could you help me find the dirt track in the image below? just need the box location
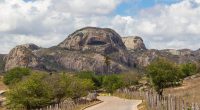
[85,96,142,110]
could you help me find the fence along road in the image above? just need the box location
[85,96,142,110]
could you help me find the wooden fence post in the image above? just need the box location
[182,99,185,110]
[136,91,200,110]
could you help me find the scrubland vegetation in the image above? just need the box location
[2,68,140,109]
[1,57,200,109]
[147,57,199,96]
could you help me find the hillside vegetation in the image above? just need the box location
[1,55,200,109]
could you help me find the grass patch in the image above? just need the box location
[113,92,142,100]
[164,74,200,104]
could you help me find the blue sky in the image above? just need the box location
[114,0,181,15]
[1,0,200,53]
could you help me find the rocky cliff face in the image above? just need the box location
[4,27,135,74]
[5,44,41,71]
[3,27,200,73]
[122,36,146,50]
[131,48,200,67]
[122,37,200,68]
[58,27,126,54]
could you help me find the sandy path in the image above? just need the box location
[85,96,142,110]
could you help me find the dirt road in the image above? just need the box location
[85,96,142,110]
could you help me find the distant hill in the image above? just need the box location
[4,27,135,74]
[2,27,200,74]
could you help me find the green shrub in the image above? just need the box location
[67,77,94,99]
[43,73,71,103]
[6,73,53,109]
[102,74,124,93]
[147,58,183,96]
[180,63,197,77]
[119,72,140,87]
[76,71,102,88]
[6,70,96,109]
[4,67,31,85]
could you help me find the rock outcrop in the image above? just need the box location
[58,27,126,54]
[131,48,200,67]
[122,36,146,50]
[4,27,135,74]
[4,27,200,73]
[5,44,41,71]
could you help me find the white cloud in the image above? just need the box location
[1,0,200,54]
[0,0,123,53]
[0,33,62,53]
[108,0,200,50]
[61,0,123,15]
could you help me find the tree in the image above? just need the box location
[180,62,197,77]
[67,77,94,99]
[104,56,111,74]
[147,58,183,96]
[76,71,102,88]
[6,71,95,109]
[6,73,53,109]
[43,73,71,103]
[102,74,124,93]
[119,72,140,87]
[4,67,31,85]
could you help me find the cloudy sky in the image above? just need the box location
[0,0,200,53]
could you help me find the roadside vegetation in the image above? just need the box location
[3,69,95,109]
[2,68,141,109]
[1,57,199,109]
[147,57,199,96]
[3,67,31,85]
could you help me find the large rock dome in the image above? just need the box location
[58,27,127,54]
[4,27,136,74]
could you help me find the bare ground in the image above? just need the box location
[85,96,142,110]
[164,75,200,104]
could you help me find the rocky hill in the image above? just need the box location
[4,27,136,74]
[132,49,200,67]
[2,27,200,73]
[5,44,41,71]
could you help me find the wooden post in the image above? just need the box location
[164,96,167,110]
[166,96,168,110]
[175,96,177,110]
[182,99,185,110]
[171,95,174,110]
[178,97,181,110]
[196,103,199,110]
[168,94,171,110]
